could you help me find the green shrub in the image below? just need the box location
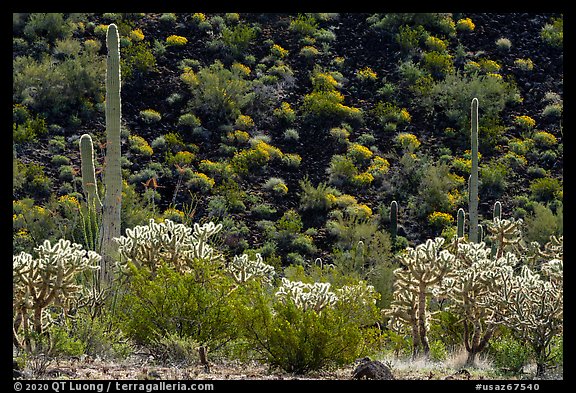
[529,177,562,203]
[235,274,380,374]
[117,262,238,351]
[488,332,532,375]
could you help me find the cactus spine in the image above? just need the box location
[390,200,398,239]
[99,23,123,283]
[469,98,479,243]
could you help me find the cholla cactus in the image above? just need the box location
[13,239,100,350]
[275,278,338,312]
[114,219,223,274]
[441,240,519,366]
[386,237,455,357]
[486,216,523,258]
[486,262,562,377]
[228,253,275,284]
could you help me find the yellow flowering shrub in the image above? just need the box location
[130,28,145,42]
[352,172,374,188]
[368,156,390,180]
[428,211,454,228]
[456,17,475,32]
[514,115,536,130]
[395,132,421,152]
[227,130,251,145]
[425,36,448,52]
[166,35,188,46]
[532,131,558,147]
[232,63,251,77]
[187,171,215,192]
[478,59,501,73]
[347,143,373,163]
[235,114,255,130]
[271,44,289,58]
[356,66,378,81]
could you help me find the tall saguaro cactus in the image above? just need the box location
[99,23,122,283]
[469,98,479,243]
[390,200,398,240]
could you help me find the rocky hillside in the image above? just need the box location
[13,12,563,263]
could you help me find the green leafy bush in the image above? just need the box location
[235,274,380,374]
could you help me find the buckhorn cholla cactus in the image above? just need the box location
[114,219,223,274]
[486,259,563,377]
[441,240,519,367]
[469,97,479,243]
[228,253,275,284]
[275,278,338,312]
[13,239,100,351]
[385,238,455,358]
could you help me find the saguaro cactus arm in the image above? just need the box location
[79,134,103,209]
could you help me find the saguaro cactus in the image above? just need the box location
[390,200,398,239]
[469,98,479,243]
[99,23,123,283]
[457,208,466,238]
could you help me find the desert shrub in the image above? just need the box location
[479,161,508,198]
[219,23,257,59]
[495,37,512,51]
[456,17,475,32]
[514,58,534,71]
[487,331,532,375]
[532,131,558,148]
[128,135,153,157]
[421,71,520,131]
[299,178,340,212]
[235,273,380,374]
[139,108,162,123]
[117,262,238,353]
[23,13,74,43]
[394,132,421,152]
[289,14,319,36]
[540,16,563,48]
[120,41,157,79]
[166,35,188,46]
[421,51,454,79]
[523,202,562,246]
[181,60,254,125]
[263,177,288,195]
[529,177,562,203]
